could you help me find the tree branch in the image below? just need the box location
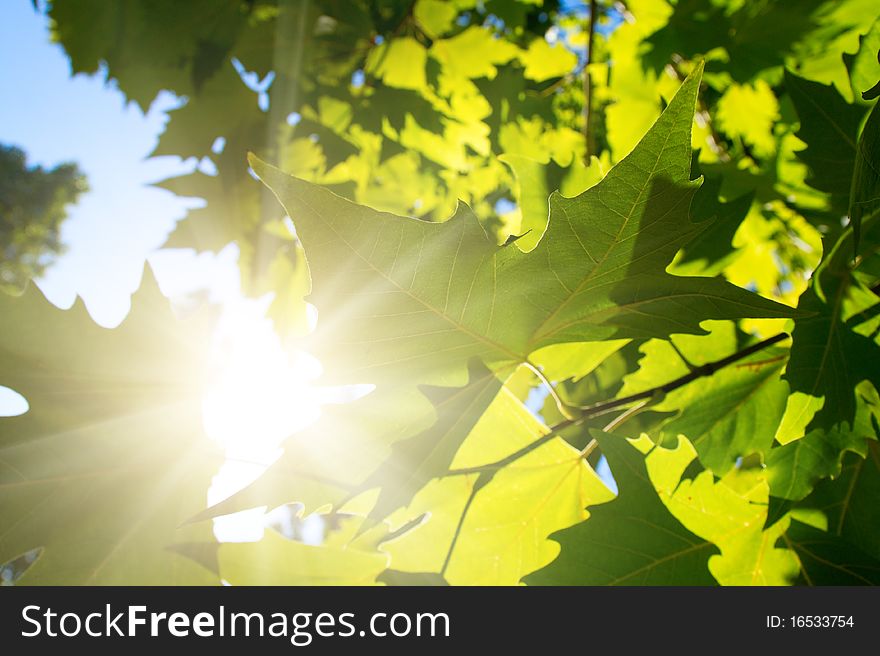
[446,331,789,477]
[574,331,789,414]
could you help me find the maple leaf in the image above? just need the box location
[525,432,717,585]
[0,270,220,584]
[252,63,797,386]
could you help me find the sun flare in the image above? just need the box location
[200,297,324,541]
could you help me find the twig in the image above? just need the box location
[570,331,789,414]
[446,332,789,478]
[576,398,650,465]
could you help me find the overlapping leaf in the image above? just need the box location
[669,175,753,277]
[797,444,880,560]
[779,221,880,440]
[254,65,796,386]
[783,520,880,585]
[784,70,865,206]
[786,21,880,241]
[381,389,612,585]
[767,382,879,501]
[619,322,789,476]
[0,271,220,584]
[529,429,880,586]
[645,436,799,585]
[31,0,880,588]
[219,520,390,586]
[525,432,717,585]
[849,101,880,250]
[195,360,503,523]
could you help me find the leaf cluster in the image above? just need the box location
[3,0,880,586]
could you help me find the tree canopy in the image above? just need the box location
[2,0,879,586]
[0,143,86,294]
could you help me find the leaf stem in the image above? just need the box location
[668,340,698,372]
[440,477,483,577]
[601,397,650,432]
[439,378,647,572]
[525,360,575,420]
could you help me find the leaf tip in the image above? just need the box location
[246,151,269,179]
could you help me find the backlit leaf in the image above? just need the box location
[0,271,220,584]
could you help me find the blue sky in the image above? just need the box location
[0,1,238,327]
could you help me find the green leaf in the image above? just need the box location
[356,360,502,525]
[151,64,262,160]
[767,382,879,501]
[849,101,880,252]
[430,27,519,80]
[539,343,639,426]
[603,1,676,162]
[49,0,247,111]
[715,81,780,158]
[497,154,551,252]
[783,519,880,585]
[789,0,880,95]
[414,0,459,39]
[781,231,880,438]
[253,64,796,386]
[193,387,437,522]
[498,154,604,253]
[156,169,259,253]
[525,432,717,585]
[644,0,853,86]
[366,37,428,91]
[529,339,629,384]
[620,323,789,476]
[196,360,501,523]
[769,217,880,501]
[0,270,220,584]
[797,445,880,560]
[518,38,578,82]
[382,390,613,585]
[668,175,753,278]
[647,437,799,585]
[784,69,866,204]
[219,527,389,586]
[844,18,880,100]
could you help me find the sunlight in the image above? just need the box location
[0,386,29,417]
[201,295,324,542]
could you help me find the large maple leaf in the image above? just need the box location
[252,63,797,386]
[0,271,220,584]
